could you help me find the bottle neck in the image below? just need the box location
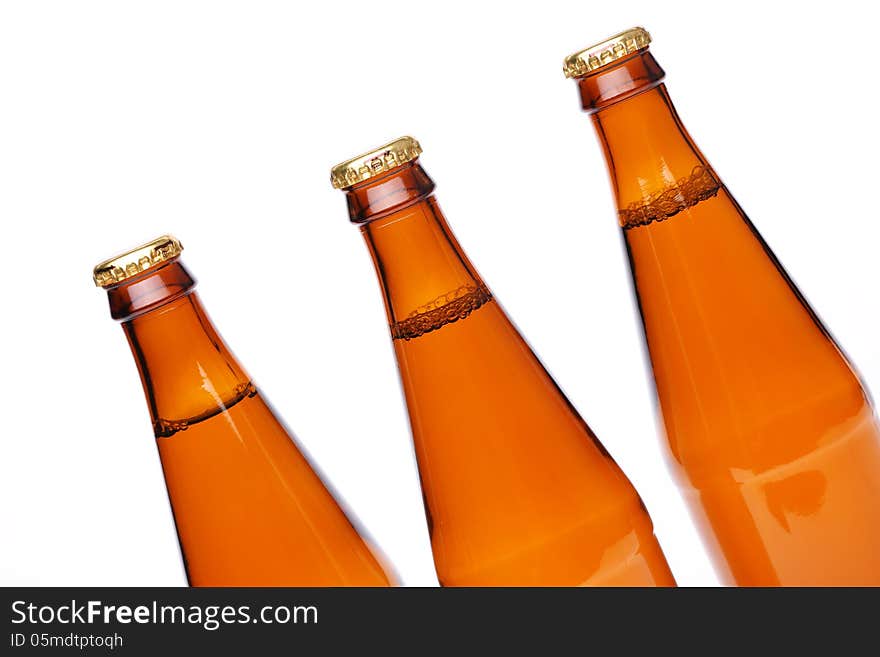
[106,261,250,435]
[345,162,488,338]
[577,50,718,226]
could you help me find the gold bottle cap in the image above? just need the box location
[92,235,183,288]
[330,136,422,189]
[563,27,652,79]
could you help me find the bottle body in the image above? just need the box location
[349,159,675,586]
[576,49,880,585]
[107,257,393,586]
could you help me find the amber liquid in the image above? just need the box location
[625,190,880,586]
[580,50,880,585]
[111,262,393,586]
[154,390,390,586]
[354,168,675,586]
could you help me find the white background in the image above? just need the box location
[1,1,878,587]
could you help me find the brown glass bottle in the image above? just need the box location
[564,28,880,585]
[331,137,675,586]
[93,236,394,586]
